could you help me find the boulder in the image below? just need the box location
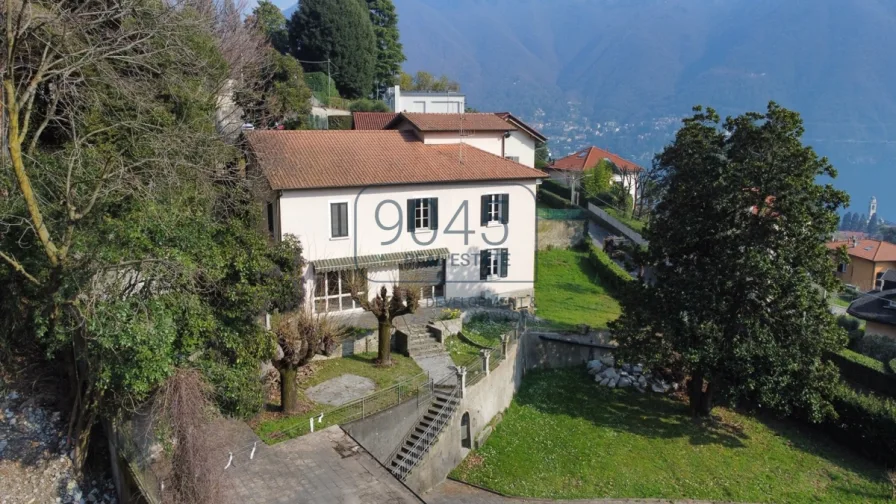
[586,359,602,370]
[632,365,643,375]
[607,378,617,388]
[600,354,615,367]
[638,375,647,386]
[621,363,632,373]
[594,374,603,383]
[601,368,618,380]
[618,377,632,388]
[599,377,610,386]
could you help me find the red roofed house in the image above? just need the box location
[246,129,547,312]
[548,146,642,203]
[826,238,896,291]
[353,111,546,168]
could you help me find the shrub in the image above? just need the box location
[439,308,461,320]
[828,349,896,399]
[836,314,861,332]
[820,384,896,466]
[539,189,573,209]
[857,333,896,362]
[889,358,896,374]
[327,115,352,130]
[585,242,632,294]
[305,72,340,97]
[541,179,572,200]
[349,99,390,112]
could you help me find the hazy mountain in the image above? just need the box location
[392,0,896,221]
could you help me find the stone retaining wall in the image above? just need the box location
[537,219,586,250]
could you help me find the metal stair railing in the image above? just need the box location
[391,380,459,481]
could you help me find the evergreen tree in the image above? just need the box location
[289,0,376,98]
[248,0,289,54]
[858,213,868,230]
[367,0,405,96]
[611,103,848,419]
[839,211,853,231]
[867,213,882,236]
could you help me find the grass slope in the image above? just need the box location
[452,369,890,503]
[535,248,621,330]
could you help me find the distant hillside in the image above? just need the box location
[391,0,896,220]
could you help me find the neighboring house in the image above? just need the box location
[826,238,896,291]
[847,288,896,339]
[309,95,351,127]
[548,146,642,201]
[354,112,545,169]
[880,269,896,291]
[385,85,465,113]
[245,130,546,313]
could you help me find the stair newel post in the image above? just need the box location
[455,366,467,398]
[480,348,491,376]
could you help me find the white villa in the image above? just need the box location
[245,128,547,314]
[385,85,465,113]
[352,112,546,169]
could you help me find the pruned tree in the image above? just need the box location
[611,103,849,419]
[350,284,420,366]
[273,311,344,413]
[582,159,614,200]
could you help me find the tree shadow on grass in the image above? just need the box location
[514,368,749,448]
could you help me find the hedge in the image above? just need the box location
[539,189,573,210]
[828,349,896,399]
[327,115,352,130]
[819,384,896,466]
[890,358,896,374]
[585,242,632,294]
[540,179,572,200]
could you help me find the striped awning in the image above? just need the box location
[312,248,450,273]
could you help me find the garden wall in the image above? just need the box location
[342,394,432,465]
[537,219,586,250]
[521,331,614,370]
[404,339,525,494]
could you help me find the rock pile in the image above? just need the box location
[586,355,675,394]
[0,390,117,504]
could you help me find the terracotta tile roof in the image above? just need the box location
[494,112,547,142]
[389,113,516,132]
[826,239,896,262]
[352,112,398,130]
[550,146,642,172]
[245,130,547,190]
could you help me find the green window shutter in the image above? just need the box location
[500,194,510,224]
[430,197,439,230]
[480,250,490,280]
[481,194,489,226]
[407,199,415,232]
[500,248,509,278]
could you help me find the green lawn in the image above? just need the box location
[535,248,622,330]
[452,369,890,503]
[830,292,856,308]
[444,316,515,367]
[255,352,423,443]
[604,206,647,233]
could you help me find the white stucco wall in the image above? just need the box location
[386,85,465,113]
[279,181,538,308]
[418,131,504,158]
[502,130,536,168]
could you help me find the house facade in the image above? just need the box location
[246,130,545,314]
[385,85,465,114]
[548,146,641,202]
[353,112,545,169]
[826,238,896,292]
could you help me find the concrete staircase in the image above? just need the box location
[388,386,459,481]
[399,324,457,385]
[404,325,445,358]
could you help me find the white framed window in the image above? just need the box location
[408,197,438,232]
[479,249,508,280]
[505,155,520,163]
[480,194,509,226]
[330,201,349,239]
[487,251,499,277]
[313,269,366,312]
[837,263,847,273]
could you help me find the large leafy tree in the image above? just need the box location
[0,0,302,470]
[582,159,614,200]
[367,0,405,96]
[238,49,313,129]
[289,0,376,98]
[248,0,290,54]
[611,103,849,420]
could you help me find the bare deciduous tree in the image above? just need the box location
[350,283,420,366]
[273,310,344,413]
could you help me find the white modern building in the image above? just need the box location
[352,112,546,169]
[385,85,465,113]
[246,129,546,313]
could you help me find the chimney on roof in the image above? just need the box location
[851,236,858,248]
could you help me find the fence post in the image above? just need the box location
[501,333,509,357]
[361,396,365,418]
[398,382,402,404]
[480,349,491,376]
[456,366,467,398]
